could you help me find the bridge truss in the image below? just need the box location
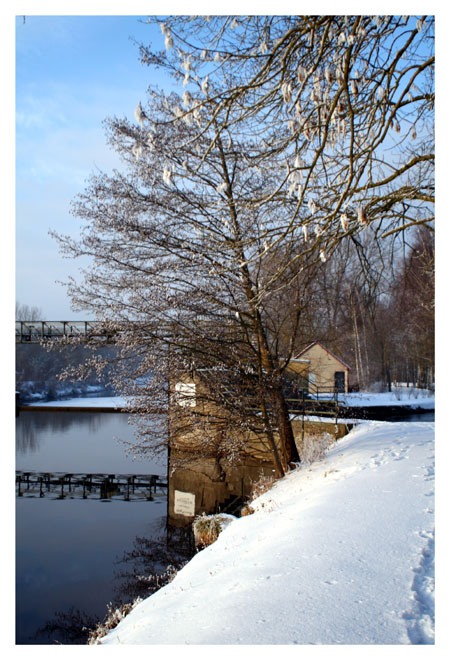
[15,321,115,343]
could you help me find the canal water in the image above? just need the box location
[16,409,169,645]
[390,411,435,422]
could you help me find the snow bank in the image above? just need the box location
[16,380,112,403]
[336,389,434,408]
[97,421,435,645]
[29,396,128,408]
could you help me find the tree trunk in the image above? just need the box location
[271,385,300,465]
[254,311,300,469]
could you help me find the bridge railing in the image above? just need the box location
[16,471,168,500]
[15,321,106,343]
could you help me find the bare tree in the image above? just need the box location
[389,227,434,387]
[52,14,434,475]
[16,301,43,321]
[139,15,434,258]
[54,86,330,475]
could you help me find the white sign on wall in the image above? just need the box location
[174,381,196,407]
[174,490,196,516]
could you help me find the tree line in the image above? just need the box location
[286,226,434,392]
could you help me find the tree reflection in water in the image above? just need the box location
[33,607,99,645]
[33,523,195,645]
[113,523,195,604]
[16,411,104,455]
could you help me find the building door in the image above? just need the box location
[334,371,345,393]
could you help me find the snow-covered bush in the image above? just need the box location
[193,513,235,548]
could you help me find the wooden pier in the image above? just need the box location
[16,471,168,501]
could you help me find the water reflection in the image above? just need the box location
[16,498,168,644]
[113,523,195,604]
[16,411,107,456]
[16,410,168,645]
[33,608,99,645]
[31,522,195,645]
[16,411,165,475]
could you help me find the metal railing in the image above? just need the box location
[16,471,167,501]
[15,321,111,343]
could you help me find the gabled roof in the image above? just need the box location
[295,341,351,370]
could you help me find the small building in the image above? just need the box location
[294,342,351,393]
[167,346,351,525]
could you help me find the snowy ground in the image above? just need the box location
[28,395,127,408]
[334,388,434,409]
[96,420,435,646]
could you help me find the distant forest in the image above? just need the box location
[15,344,118,402]
[16,227,434,402]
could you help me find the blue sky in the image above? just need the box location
[14,8,441,321]
[16,14,173,319]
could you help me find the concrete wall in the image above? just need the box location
[167,366,352,526]
[167,419,352,526]
[168,454,275,527]
[291,418,352,440]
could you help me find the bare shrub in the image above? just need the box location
[249,471,277,500]
[131,564,181,594]
[88,597,143,645]
[88,563,181,644]
[299,432,334,464]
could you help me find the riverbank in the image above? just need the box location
[19,395,128,413]
[21,388,434,418]
[95,420,435,645]
[335,390,434,419]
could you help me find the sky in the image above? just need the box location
[13,5,442,323]
[15,14,175,320]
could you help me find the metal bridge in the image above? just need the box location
[15,321,116,344]
[16,471,168,501]
[15,317,228,343]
